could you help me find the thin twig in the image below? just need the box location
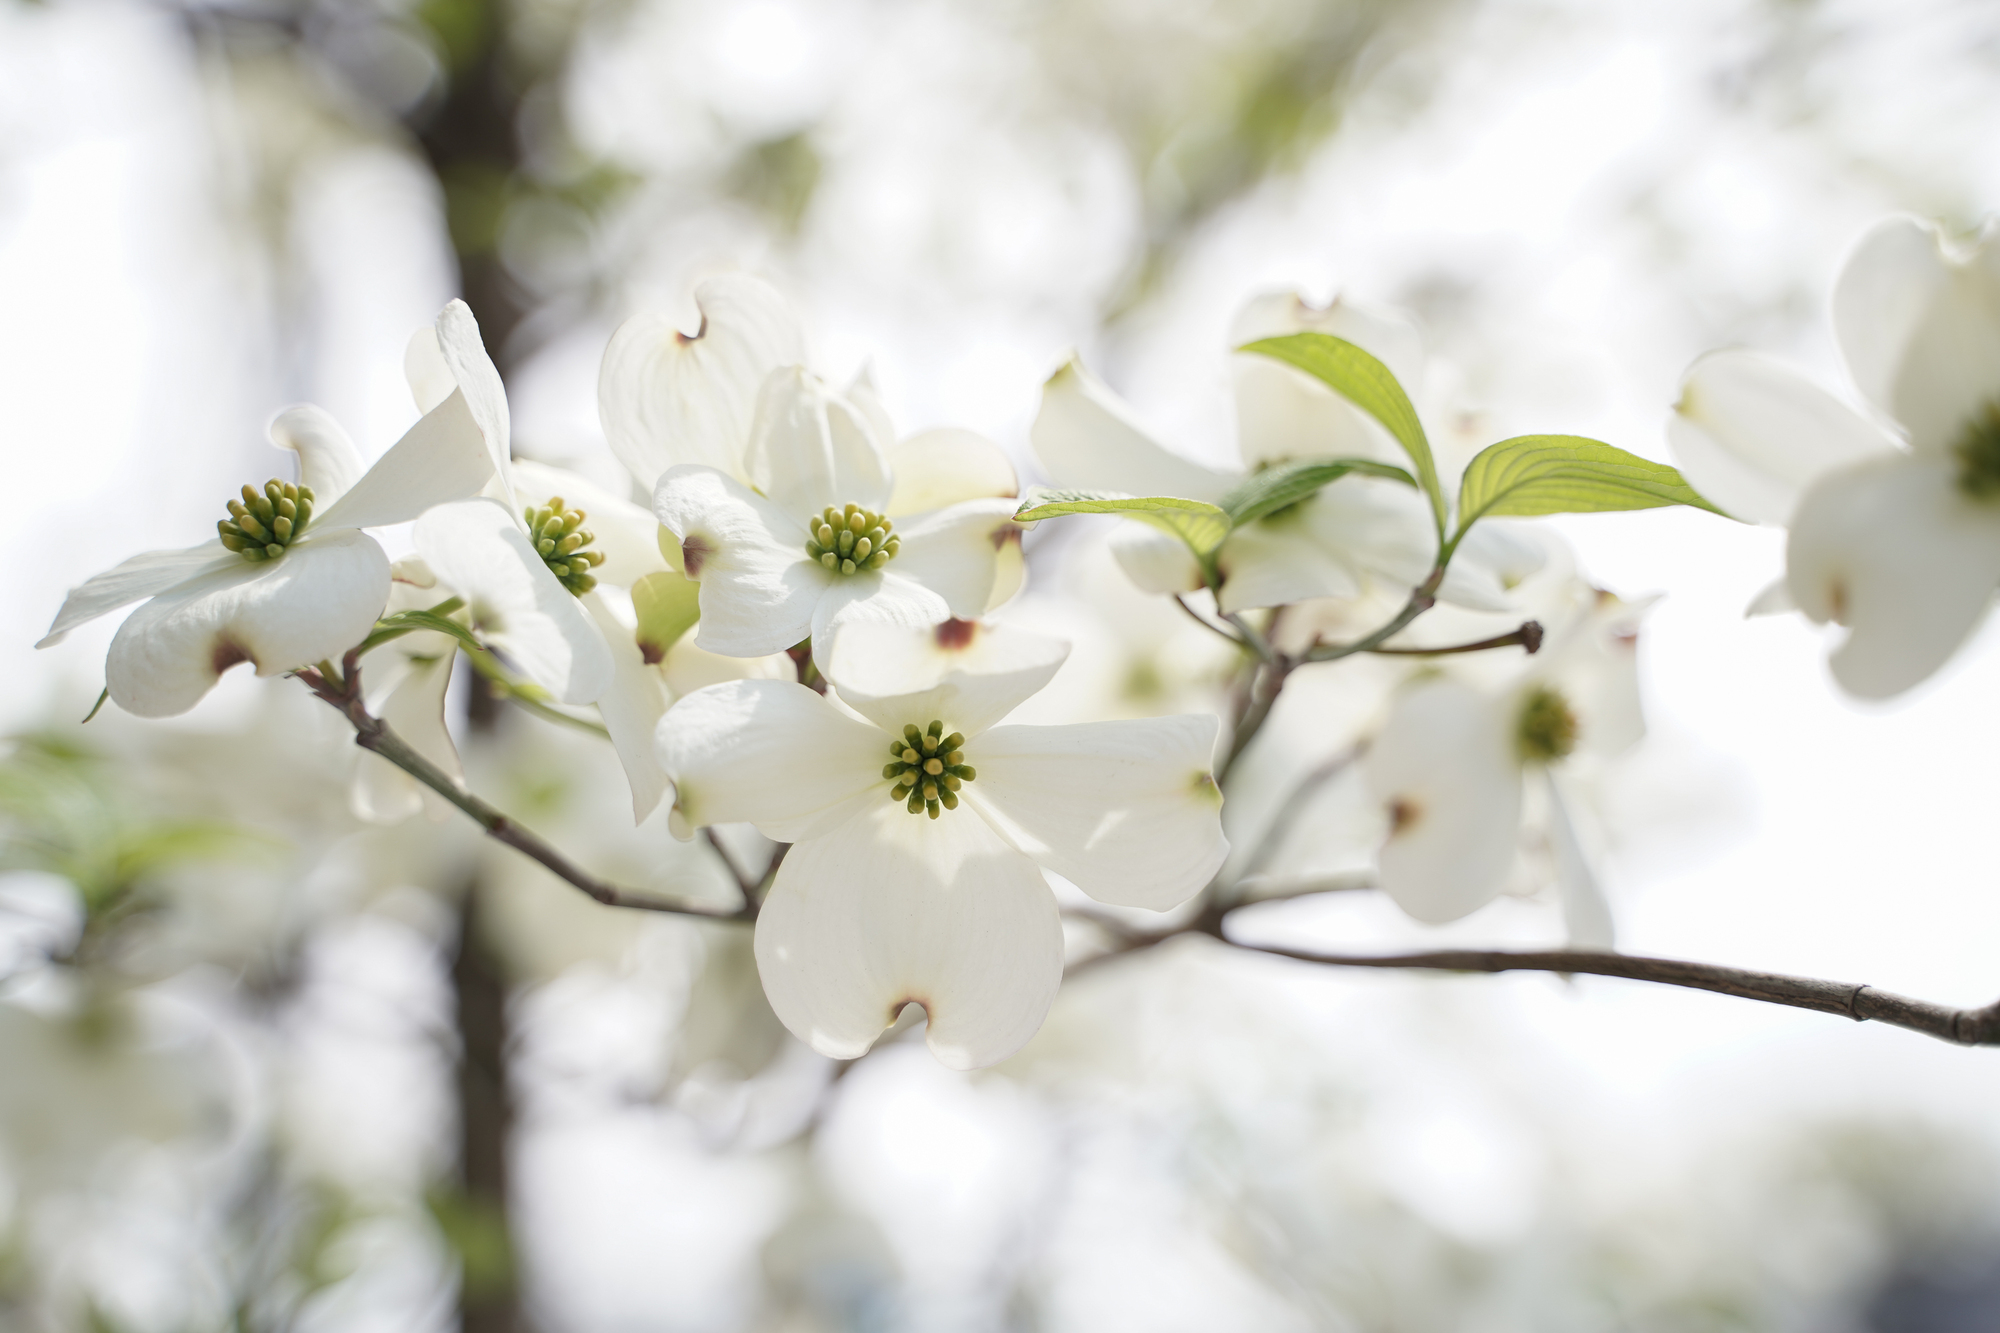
[1223,610,1278,665]
[1217,657,1292,782]
[298,656,753,923]
[1234,742,1365,884]
[702,828,756,900]
[758,841,790,896]
[1303,569,1444,664]
[1172,594,1246,649]
[299,641,2000,1051]
[1368,620,1544,657]
[1225,942,2000,1047]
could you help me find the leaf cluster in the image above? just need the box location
[1016,332,1728,584]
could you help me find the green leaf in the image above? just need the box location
[1453,434,1728,540]
[1238,333,1445,532]
[1219,457,1417,528]
[632,570,702,665]
[1014,488,1232,558]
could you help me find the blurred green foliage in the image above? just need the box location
[0,735,283,944]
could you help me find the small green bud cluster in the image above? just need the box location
[527,498,605,595]
[1954,399,2000,499]
[219,480,314,561]
[808,504,899,575]
[885,719,975,819]
[1516,686,1579,763]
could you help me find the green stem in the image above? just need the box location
[1302,568,1444,664]
[461,648,611,739]
[1172,594,1248,650]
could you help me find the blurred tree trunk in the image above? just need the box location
[450,883,523,1333]
[409,0,531,374]
[407,6,535,1325]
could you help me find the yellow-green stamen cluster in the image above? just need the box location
[1516,686,1579,763]
[1954,399,2000,499]
[219,480,314,562]
[809,504,899,575]
[884,720,975,819]
[526,498,604,596]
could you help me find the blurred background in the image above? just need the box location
[7,0,2000,1327]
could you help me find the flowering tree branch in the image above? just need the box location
[1227,942,2000,1047]
[296,654,756,922]
[1067,902,2000,1047]
[301,618,2000,1052]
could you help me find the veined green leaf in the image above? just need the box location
[1014,488,1232,558]
[1220,457,1417,528]
[1237,333,1445,533]
[1453,435,1727,540]
[632,569,702,665]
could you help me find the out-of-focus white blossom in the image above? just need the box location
[1671,216,2000,699]
[1364,590,1649,945]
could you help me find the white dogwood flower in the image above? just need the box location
[403,319,691,819]
[1670,216,2000,698]
[406,313,616,711]
[601,273,1023,661]
[1363,593,1647,946]
[38,307,495,717]
[656,620,1228,1069]
[1031,292,1539,615]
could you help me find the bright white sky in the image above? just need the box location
[6,0,2000,1322]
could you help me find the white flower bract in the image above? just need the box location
[1363,592,1647,946]
[39,305,497,717]
[1671,216,2000,699]
[602,274,1023,664]
[656,621,1229,1069]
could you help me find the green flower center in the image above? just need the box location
[1516,686,1579,763]
[808,504,899,575]
[1954,399,2000,499]
[219,479,314,562]
[526,498,605,596]
[884,720,976,819]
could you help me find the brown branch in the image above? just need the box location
[1217,657,1292,781]
[1367,620,1544,657]
[1234,742,1364,884]
[1302,572,1441,664]
[702,828,756,900]
[305,649,2000,1051]
[1226,941,2000,1047]
[298,655,754,923]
